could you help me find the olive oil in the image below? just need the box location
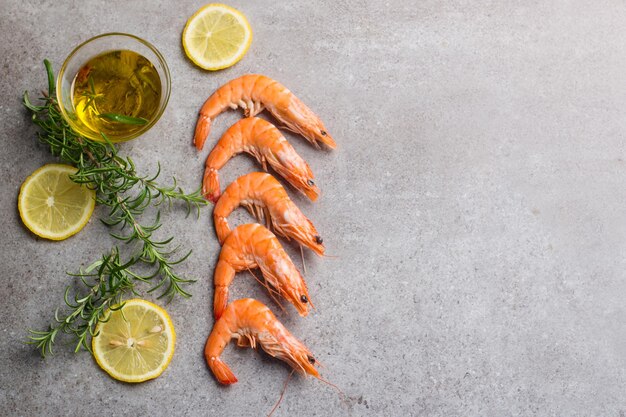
[71,50,162,141]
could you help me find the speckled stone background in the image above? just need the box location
[1,1,626,416]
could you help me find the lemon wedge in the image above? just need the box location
[92,299,176,383]
[182,3,253,70]
[18,164,95,240]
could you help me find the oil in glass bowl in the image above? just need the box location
[71,50,162,140]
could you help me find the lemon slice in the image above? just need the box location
[18,164,95,240]
[92,299,176,383]
[182,3,253,70]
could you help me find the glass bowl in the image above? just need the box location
[56,33,171,142]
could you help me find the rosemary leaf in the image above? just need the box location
[98,113,149,125]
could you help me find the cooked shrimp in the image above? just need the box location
[203,117,319,203]
[205,298,320,385]
[194,74,336,151]
[214,223,312,319]
[214,172,324,256]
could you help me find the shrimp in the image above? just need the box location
[214,223,312,319]
[194,74,336,151]
[214,172,325,256]
[205,298,320,385]
[204,117,319,203]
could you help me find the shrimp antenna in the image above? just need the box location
[317,375,346,401]
[300,245,308,275]
[247,267,284,309]
[247,267,287,314]
[267,369,295,417]
[313,357,326,368]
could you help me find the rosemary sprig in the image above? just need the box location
[24,60,207,357]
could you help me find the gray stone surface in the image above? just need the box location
[1,0,626,416]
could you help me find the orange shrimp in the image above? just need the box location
[214,172,324,256]
[203,117,319,203]
[194,74,336,151]
[205,298,320,385]
[214,223,312,319]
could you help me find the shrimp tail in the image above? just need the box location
[194,113,212,151]
[203,167,221,203]
[207,357,238,385]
